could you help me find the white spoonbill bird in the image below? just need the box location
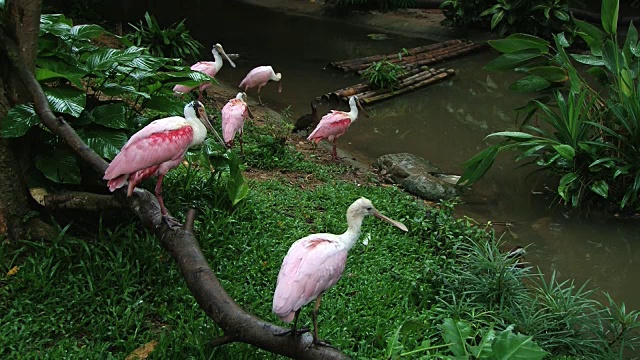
[307,95,369,161]
[103,101,216,227]
[173,43,236,100]
[272,197,407,345]
[221,92,254,154]
[238,65,282,106]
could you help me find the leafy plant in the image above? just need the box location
[361,60,405,90]
[126,12,203,64]
[461,0,640,211]
[0,14,215,186]
[441,0,571,37]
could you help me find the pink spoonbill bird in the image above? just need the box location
[272,197,407,345]
[221,92,254,154]
[173,43,236,101]
[307,95,369,161]
[103,101,218,227]
[238,65,282,106]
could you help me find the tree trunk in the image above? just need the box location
[0,0,42,241]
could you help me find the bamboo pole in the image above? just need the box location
[357,68,447,100]
[360,69,456,104]
[322,67,425,101]
[405,43,489,69]
[328,39,463,69]
[346,41,474,72]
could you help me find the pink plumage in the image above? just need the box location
[307,111,352,145]
[173,44,235,100]
[221,93,252,153]
[271,197,407,344]
[238,65,282,105]
[307,95,367,161]
[273,235,348,323]
[103,101,214,226]
[104,119,193,195]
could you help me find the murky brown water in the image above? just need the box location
[139,1,640,309]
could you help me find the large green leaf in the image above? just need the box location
[36,58,87,88]
[509,75,551,92]
[553,144,575,160]
[602,39,623,74]
[601,0,619,35]
[492,328,547,360]
[623,21,638,61]
[488,34,549,54]
[35,149,81,184]
[574,18,606,56]
[558,172,578,202]
[143,94,185,115]
[570,54,605,66]
[77,127,128,160]
[44,85,86,117]
[487,131,535,140]
[590,180,609,198]
[460,145,501,185]
[83,47,146,72]
[98,83,150,99]
[441,318,472,357]
[69,24,106,40]
[470,328,496,358]
[1,103,39,138]
[485,49,541,71]
[527,66,568,82]
[91,103,130,129]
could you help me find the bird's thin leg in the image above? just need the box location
[155,174,181,228]
[311,294,336,348]
[331,140,339,161]
[258,86,264,106]
[274,309,309,337]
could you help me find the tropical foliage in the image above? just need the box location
[461,0,640,212]
[440,0,571,36]
[361,60,405,90]
[0,14,247,205]
[126,12,204,64]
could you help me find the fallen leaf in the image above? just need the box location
[7,266,19,277]
[125,340,158,360]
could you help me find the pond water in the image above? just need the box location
[138,1,640,310]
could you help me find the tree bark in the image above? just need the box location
[0,22,350,360]
[0,0,42,241]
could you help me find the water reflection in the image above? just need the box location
[142,0,640,310]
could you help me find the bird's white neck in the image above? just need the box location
[186,115,207,147]
[212,49,224,72]
[347,102,359,121]
[339,212,365,251]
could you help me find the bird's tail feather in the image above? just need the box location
[107,175,128,192]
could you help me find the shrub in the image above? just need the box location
[441,0,572,37]
[460,0,640,212]
[361,60,405,90]
[126,12,203,64]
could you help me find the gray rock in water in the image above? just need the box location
[374,153,461,201]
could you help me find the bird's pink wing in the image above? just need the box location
[239,66,271,89]
[191,61,217,77]
[221,99,248,143]
[272,235,347,322]
[307,111,351,142]
[104,118,193,179]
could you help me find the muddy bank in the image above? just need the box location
[235,0,496,42]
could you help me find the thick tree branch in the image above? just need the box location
[43,191,122,211]
[1,25,349,359]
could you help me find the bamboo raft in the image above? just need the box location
[321,39,486,105]
[323,67,456,104]
[328,39,487,73]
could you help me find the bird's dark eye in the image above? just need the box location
[366,207,372,211]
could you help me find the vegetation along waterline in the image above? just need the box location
[1,0,639,359]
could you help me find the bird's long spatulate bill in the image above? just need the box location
[357,100,370,118]
[373,211,408,232]
[219,47,236,68]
